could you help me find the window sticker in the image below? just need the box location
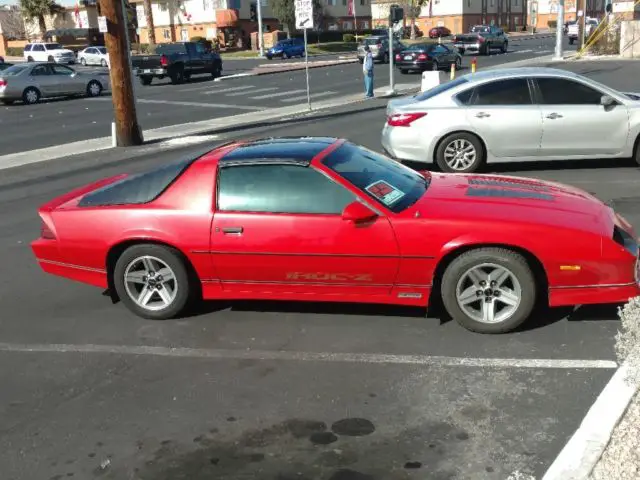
[365,180,405,206]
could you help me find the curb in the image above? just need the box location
[215,58,358,81]
[542,360,639,480]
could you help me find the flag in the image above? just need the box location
[347,0,355,17]
[75,0,82,28]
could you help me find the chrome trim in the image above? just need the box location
[551,282,637,289]
[37,258,106,274]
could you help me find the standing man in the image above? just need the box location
[363,45,374,99]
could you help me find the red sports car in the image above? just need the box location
[31,137,640,334]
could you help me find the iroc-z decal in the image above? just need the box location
[286,272,374,282]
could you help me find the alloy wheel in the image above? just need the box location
[443,138,477,170]
[123,255,179,311]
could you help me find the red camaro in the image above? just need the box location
[31,137,640,334]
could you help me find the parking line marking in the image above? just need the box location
[202,85,256,95]
[251,89,306,99]
[281,91,338,103]
[130,99,265,110]
[0,342,618,369]
[226,87,278,97]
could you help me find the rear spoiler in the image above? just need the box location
[38,174,128,213]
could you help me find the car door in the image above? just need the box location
[211,161,400,296]
[28,64,57,96]
[431,44,450,63]
[463,77,543,158]
[50,64,83,94]
[534,76,630,157]
[86,48,99,65]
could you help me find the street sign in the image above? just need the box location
[295,0,314,30]
[98,16,107,33]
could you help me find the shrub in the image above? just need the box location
[615,296,640,386]
[343,33,355,43]
[6,47,23,56]
[548,20,557,29]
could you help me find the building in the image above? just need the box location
[371,0,607,36]
[131,0,373,48]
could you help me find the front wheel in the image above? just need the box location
[455,56,462,69]
[211,62,222,78]
[501,41,508,53]
[634,137,640,167]
[86,80,102,97]
[435,132,484,173]
[440,248,537,334]
[140,75,152,86]
[113,244,195,320]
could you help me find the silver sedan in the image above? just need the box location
[0,62,110,105]
[381,66,640,173]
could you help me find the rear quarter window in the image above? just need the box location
[77,157,196,207]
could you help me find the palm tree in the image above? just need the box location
[143,0,156,45]
[19,0,64,39]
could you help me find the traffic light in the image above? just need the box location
[389,5,404,25]
[250,2,257,21]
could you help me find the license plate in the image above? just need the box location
[404,55,412,60]
[143,69,151,73]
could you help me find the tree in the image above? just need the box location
[270,0,325,38]
[143,0,156,45]
[1,6,27,40]
[19,0,64,39]
[408,0,427,40]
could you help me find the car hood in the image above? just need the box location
[416,172,612,236]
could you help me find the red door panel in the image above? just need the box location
[211,212,400,296]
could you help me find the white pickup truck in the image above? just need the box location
[567,17,599,44]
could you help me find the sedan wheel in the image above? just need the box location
[22,87,40,105]
[441,248,537,333]
[86,80,102,97]
[436,132,484,173]
[80,57,87,66]
[113,244,194,320]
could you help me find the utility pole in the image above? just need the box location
[577,0,587,50]
[99,0,143,146]
[256,0,264,57]
[553,0,565,59]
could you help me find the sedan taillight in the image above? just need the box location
[387,112,427,127]
[41,221,56,239]
[395,53,401,61]
[417,53,428,60]
[0,78,6,88]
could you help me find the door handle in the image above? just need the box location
[546,112,563,119]
[222,227,243,234]
[475,112,491,118]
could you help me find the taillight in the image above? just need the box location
[395,53,401,61]
[417,53,428,60]
[477,35,485,42]
[41,221,55,239]
[376,43,382,48]
[0,78,6,87]
[387,112,427,127]
[160,54,168,67]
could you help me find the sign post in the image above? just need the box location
[295,0,313,111]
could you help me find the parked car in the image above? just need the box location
[0,62,108,105]
[452,25,508,55]
[132,41,223,85]
[23,42,76,64]
[357,35,406,64]
[31,136,640,334]
[382,66,640,173]
[395,42,462,74]
[567,18,599,44]
[266,38,306,59]
[78,46,110,68]
[429,26,451,38]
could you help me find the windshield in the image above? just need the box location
[0,64,29,76]
[406,43,434,51]
[364,37,384,45]
[45,43,64,50]
[413,76,468,101]
[322,142,429,213]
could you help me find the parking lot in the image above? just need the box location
[2,57,638,477]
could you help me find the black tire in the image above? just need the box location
[169,66,185,84]
[435,132,485,173]
[400,68,408,74]
[455,56,462,69]
[48,55,54,62]
[22,87,40,105]
[440,248,537,334]
[383,52,389,63]
[634,137,640,167]
[569,37,575,45]
[501,41,508,53]
[80,57,87,66]
[140,75,152,86]
[1,100,15,106]
[113,244,194,320]
[27,56,34,62]
[211,62,222,78]
[86,80,102,97]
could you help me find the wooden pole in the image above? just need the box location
[577,0,587,50]
[99,0,143,147]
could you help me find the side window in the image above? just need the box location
[31,65,51,76]
[33,44,45,52]
[52,65,74,76]
[536,77,603,105]
[471,78,532,105]
[455,87,474,105]
[24,44,32,51]
[194,42,206,53]
[217,164,356,214]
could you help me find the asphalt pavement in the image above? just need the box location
[1,78,639,478]
[0,34,573,157]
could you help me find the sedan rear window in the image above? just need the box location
[78,156,197,207]
[406,43,434,51]
[364,38,385,45]
[0,65,30,76]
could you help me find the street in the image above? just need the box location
[1,60,639,477]
[0,34,572,157]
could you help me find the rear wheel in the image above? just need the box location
[435,132,484,173]
[169,66,185,84]
[140,75,152,86]
[211,62,222,78]
[634,137,640,167]
[501,41,508,53]
[400,68,408,74]
[441,248,537,334]
[113,244,194,320]
[431,60,439,70]
[86,80,102,97]
[22,87,40,105]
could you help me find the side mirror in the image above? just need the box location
[342,201,378,223]
[601,94,616,107]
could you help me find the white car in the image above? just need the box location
[78,46,110,68]
[24,42,75,64]
[381,67,640,173]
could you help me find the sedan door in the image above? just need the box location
[210,162,400,297]
[50,64,85,94]
[28,64,58,96]
[534,76,630,157]
[463,77,543,158]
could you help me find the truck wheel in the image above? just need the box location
[211,62,222,78]
[139,76,152,86]
[169,67,185,85]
